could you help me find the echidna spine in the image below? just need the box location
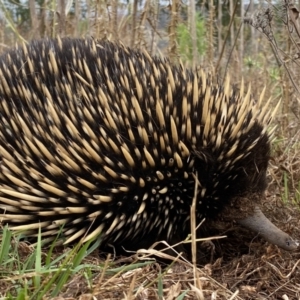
[0,38,296,251]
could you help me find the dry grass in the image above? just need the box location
[1,206,299,299]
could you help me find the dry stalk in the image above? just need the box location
[245,0,300,98]
[130,0,138,47]
[168,0,180,63]
[135,0,150,49]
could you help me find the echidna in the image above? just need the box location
[0,38,297,251]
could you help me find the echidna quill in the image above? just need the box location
[0,38,297,251]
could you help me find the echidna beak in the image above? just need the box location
[237,206,299,251]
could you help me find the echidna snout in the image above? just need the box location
[238,207,298,251]
[0,37,297,252]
